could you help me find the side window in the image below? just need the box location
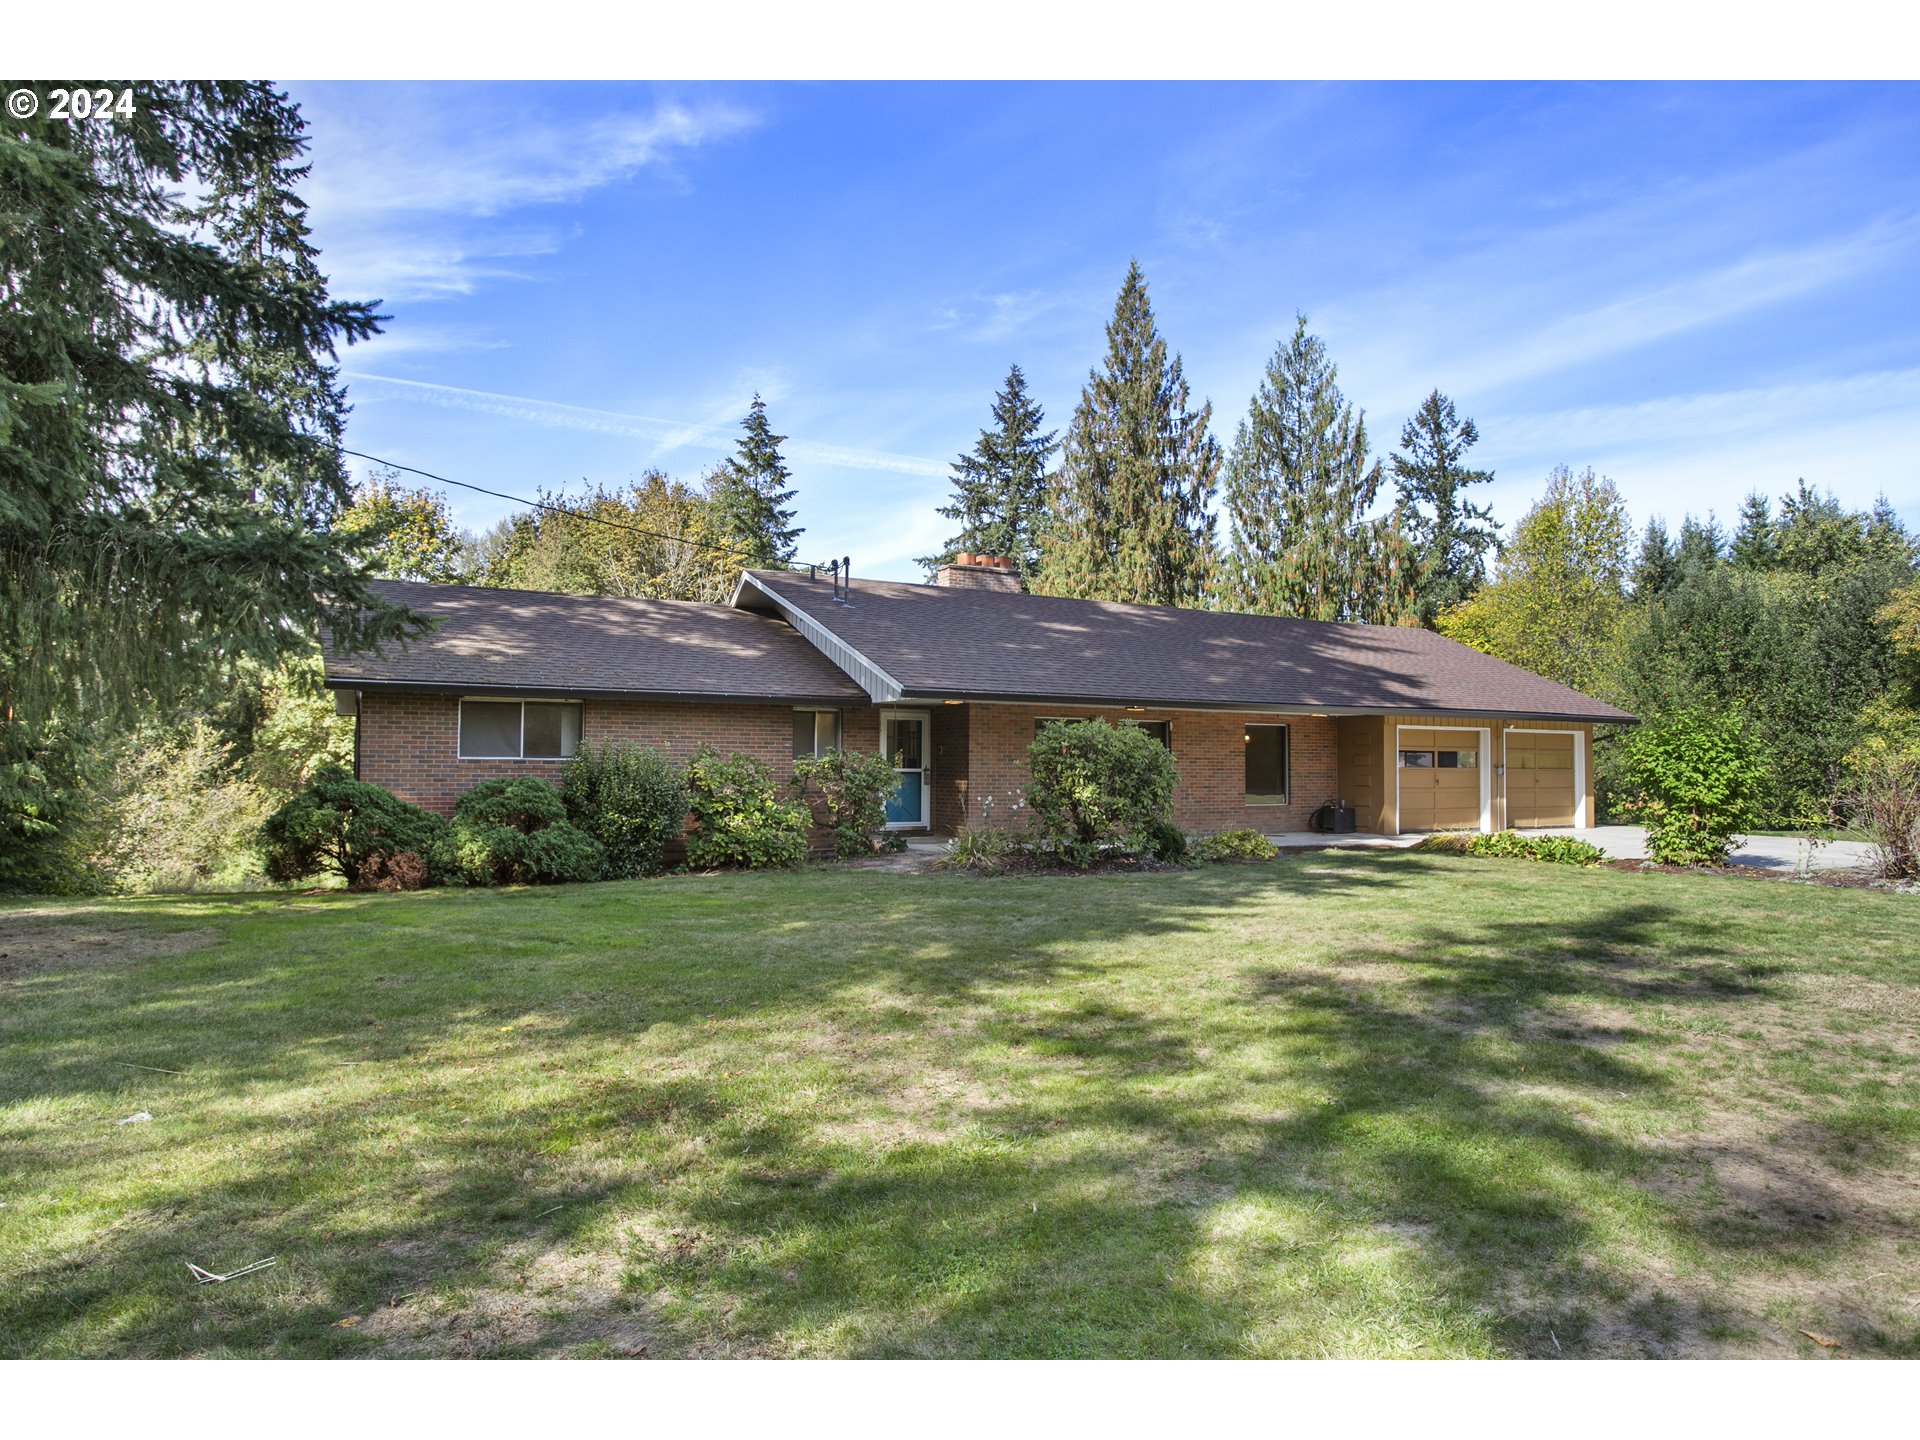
[793,709,841,759]
[459,699,582,760]
[1246,724,1289,803]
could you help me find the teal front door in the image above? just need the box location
[882,712,929,827]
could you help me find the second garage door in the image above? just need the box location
[1506,731,1577,828]
[1397,729,1482,832]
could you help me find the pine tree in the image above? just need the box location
[920,364,1057,583]
[1034,263,1220,607]
[1,83,416,885]
[1632,518,1679,597]
[1675,514,1725,579]
[1729,492,1776,571]
[1220,316,1415,624]
[1389,389,1499,625]
[707,395,802,568]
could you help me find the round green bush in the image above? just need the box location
[451,777,604,886]
[1026,720,1178,867]
[1143,818,1188,863]
[1616,708,1768,866]
[560,742,688,878]
[259,765,450,885]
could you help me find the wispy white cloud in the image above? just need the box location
[344,371,950,481]
[294,84,758,303]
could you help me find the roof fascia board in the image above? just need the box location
[330,678,865,706]
[895,690,1633,723]
[733,573,905,703]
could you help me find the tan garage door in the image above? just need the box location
[1397,729,1481,832]
[1507,732,1577,828]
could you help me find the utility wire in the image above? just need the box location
[338,447,834,576]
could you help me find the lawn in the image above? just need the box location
[3,853,1917,1359]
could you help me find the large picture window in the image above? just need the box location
[793,709,842,759]
[1245,724,1289,804]
[457,699,583,760]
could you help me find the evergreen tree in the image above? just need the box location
[1035,262,1220,607]
[1219,316,1415,624]
[1,82,415,886]
[921,364,1057,583]
[1389,389,1499,625]
[1674,513,1726,580]
[1633,518,1679,597]
[707,395,802,568]
[1729,492,1776,570]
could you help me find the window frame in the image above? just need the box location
[1032,715,1173,750]
[793,707,843,760]
[1244,722,1291,806]
[456,697,585,762]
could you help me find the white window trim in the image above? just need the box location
[1244,721,1291,807]
[1502,727,1589,831]
[456,696,583,762]
[1392,724,1492,835]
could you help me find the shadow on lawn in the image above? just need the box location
[2,858,1912,1357]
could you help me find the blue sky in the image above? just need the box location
[291,81,1920,579]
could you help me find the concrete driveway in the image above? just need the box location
[1528,824,1878,875]
[1268,824,1880,875]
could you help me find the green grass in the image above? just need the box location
[3,854,1917,1359]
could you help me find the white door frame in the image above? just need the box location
[1502,727,1587,831]
[878,708,931,829]
[1393,725,1492,835]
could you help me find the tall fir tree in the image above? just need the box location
[1220,316,1415,624]
[1674,514,1726,579]
[920,364,1057,584]
[1034,262,1219,607]
[1389,389,1499,625]
[1632,518,1679,597]
[707,394,802,568]
[1729,492,1776,571]
[1,82,416,887]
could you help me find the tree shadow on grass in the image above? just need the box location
[3,858,1915,1356]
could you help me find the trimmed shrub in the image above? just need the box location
[1413,829,1607,866]
[684,747,808,870]
[1189,828,1279,863]
[560,742,688,879]
[450,777,604,886]
[792,747,901,858]
[1143,818,1189,864]
[1616,708,1768,866]
[1026,719,1178,867]
[260,766,450,885]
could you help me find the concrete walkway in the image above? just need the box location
[1268,824,1879,875]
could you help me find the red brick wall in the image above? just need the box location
[951,703,1340,835]
[355,691,880,826]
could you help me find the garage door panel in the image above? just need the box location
[1399,730,1482,831]
[1507,733,1577,828]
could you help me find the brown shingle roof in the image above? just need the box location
[738,570,1635,723]
[324,579,867,704]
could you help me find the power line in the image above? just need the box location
[340,447,837,578]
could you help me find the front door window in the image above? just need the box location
[882,713,929,827]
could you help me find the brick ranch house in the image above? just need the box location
[323,557,1634,839]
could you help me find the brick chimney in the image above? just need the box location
[934,553,1022,592]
